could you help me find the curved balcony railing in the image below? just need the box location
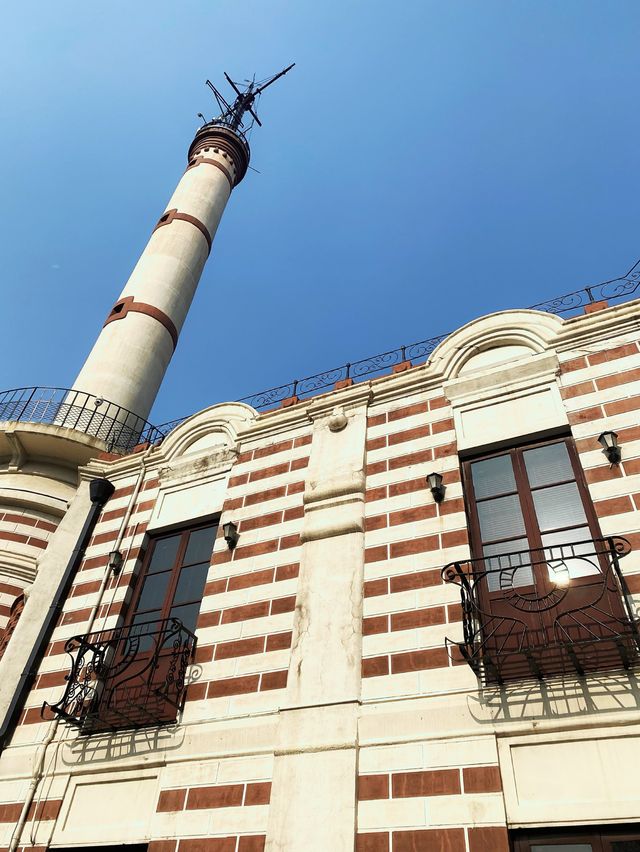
[44,617,197,732]
[0,387,165,453]
[442,536,640,685]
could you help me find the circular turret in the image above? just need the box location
[188,122,251,185]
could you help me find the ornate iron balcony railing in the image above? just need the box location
[441,536,640,685]
[0,387,165,453]
[44,618,196,733]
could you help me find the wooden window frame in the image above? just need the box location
[462,434,604,569]
[513,825,640,851]
[126,517,220,631]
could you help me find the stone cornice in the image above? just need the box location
[553,297,640,352]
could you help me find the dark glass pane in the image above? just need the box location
[483,538,533,591]
[524,442,574,487]
[471,454,516,499]
[610,842,640,851]
[532,482,587,531]
[183,526,217,566]
[174,562,209,605]
[147,535,181,574]
[136,570,172,613]
[477,494,526,543]
[169,602,201,635]
[130,610,161,652]
[531,846,592,852]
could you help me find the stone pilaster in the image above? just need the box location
[265,387,370,852]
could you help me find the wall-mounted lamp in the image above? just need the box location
[426,471,445,503]
[223,521,240,550]
[108,549,124,574]
[598,430,622,465]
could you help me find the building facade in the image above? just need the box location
[0,98,640,852]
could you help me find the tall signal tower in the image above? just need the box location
[71,65,295,427]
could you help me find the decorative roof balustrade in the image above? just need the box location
[156,257,640,429]
[45,617,196,732]
[441,536,640,685]
[6,259,640,446]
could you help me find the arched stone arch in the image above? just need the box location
[157,402,258,461]
[428,309,565,380]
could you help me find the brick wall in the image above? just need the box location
[362,393,469,701]
[7,308,640,852]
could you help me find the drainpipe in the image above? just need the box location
[4,477,115,852]
[0,476,115,751]
[86,445,153,630]
[18,452,154,852]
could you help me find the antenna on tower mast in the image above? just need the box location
[204,63,295,132]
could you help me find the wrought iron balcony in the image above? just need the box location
[442,536,640,685]
[44,618,197,732]
[0,387,165,453]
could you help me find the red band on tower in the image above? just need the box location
[153,209,212,252]
[104,297,179,350]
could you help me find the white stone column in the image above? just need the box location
[0,475,95,722]
[265,387,370,852]
[71,125,249,422]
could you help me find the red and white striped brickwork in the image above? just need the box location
[0,506,58,631]
[559,336,640,584]
[3,303,640,852]
[3,429,311,850]
[357,392,506,852]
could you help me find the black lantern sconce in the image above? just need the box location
[223,521,240,550]
[426,471,445,503]
[108,549,124,574]
[598,430,622,465]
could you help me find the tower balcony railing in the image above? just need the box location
[0,387,165,453]
[44,617,197,733]
[441,536,640,685]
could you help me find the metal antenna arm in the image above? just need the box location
[224,73,243,98]
[206,80,232,114]
[205,63,294,132]
[254,63,295,96]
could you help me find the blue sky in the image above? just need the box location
[1,2,639,425]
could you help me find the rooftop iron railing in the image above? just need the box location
[155,257,640,429]
[4,259,640,446]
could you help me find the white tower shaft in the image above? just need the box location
[71,125,249,424]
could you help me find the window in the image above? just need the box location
[128,522,218,645]
[513,826,640,851]
[441,436,638,682]
[47,520,218,732]
[464,438,600,590]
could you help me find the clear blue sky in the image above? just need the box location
[1,2,639,425]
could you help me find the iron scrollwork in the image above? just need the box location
[19,259,638,436]
[441,536,640,685]
[45,617,197,733]
[0,386,164,453]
